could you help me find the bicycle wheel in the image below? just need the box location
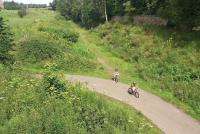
[134,91,139,98]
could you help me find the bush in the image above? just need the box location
[39,27,79,43]
[18,8,27,18]
[58,55,97,71]
[42,74,67,96]
[37,25,94,72]
[63,32,79,43]
[18,39,59,63]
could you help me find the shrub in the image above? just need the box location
[42,74,67,96]
[39,27,79,43]
[18,8,27,18]
[63,32,79,43]
[58,54,97,71]
[43,63,59,72]
[19,39,59,63]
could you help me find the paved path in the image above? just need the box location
[65,75,200,134]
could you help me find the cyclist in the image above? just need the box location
[113,69,120,82]
[130,82,137,93]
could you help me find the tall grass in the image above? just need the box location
[0,9,101,73]
[0,68,161,134]
[93,22,200,119]
[0,8,162,134]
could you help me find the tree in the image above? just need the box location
[55,0,103,28]
[54,0,200,30]
[4,1,21,10]
[18,7,27,18]
[70,0,82,22]
[130,0,146,14]
[157,0,200,30]
[145,0,160,14]
[50,0,57,10]
[0,17,14,64]
[103,0,108,22]
[123,0,135,16]
[80,0,102,28]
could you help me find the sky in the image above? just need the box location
[4,0,53,5]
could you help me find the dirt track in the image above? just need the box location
[65,75,200,134]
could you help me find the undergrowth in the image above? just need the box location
[0,9,100,73]
[93,22,200,119]
[0,67,161,134]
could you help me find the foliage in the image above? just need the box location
[39,27,79,43]
[55,0,104,28]
[4,1,47,10]
[0,8,161,134]
[43,74,67,96]
[0,69,161,134]
[123,1,135,16]
[54,0,200,30]
[58,54,97,72]
[4,1,22,10]
[18,39,59,63]
[18,8,27,18]
[0,17,14,64]
[1,9,99,73]
[157,0,200,30]
[49,0,57,10]
[94,22,200,118]
[27,4,47,8]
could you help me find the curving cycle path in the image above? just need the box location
[65,74,200,134]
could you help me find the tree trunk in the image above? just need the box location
[104,0,108,22]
